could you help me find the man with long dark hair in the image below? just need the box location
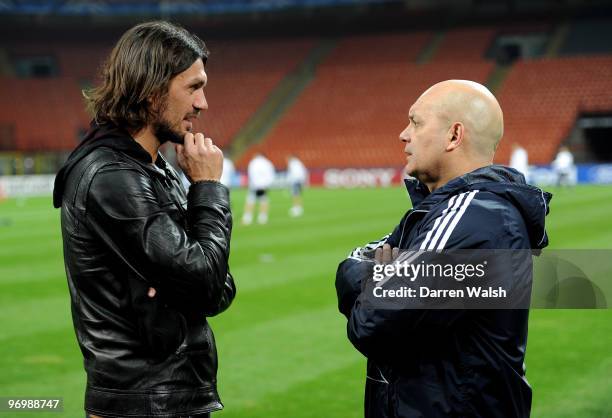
[53,21,235,418]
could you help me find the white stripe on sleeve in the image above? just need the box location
[419,194,459,250]
[435,190,479,250]
[423,192,470,250]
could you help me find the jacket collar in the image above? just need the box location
[53,121,165,208]
[404,164,532,210]
[403,171,470,211]
[403,164,553,249]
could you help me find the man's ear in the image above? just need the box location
[446,122,464,151]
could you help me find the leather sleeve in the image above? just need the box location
[86,164,235,317]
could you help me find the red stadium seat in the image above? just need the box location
[495,55,612,164]
[1,38,316,152]
[0,77,88,151]
[237,32,494,170]
[194,38,317,149]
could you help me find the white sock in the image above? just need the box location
[242,212,253,225]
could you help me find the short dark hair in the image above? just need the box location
[84,20,209,132]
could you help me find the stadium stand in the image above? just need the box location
[0,37,315,151]
[237,31,494,169]
[560,18,612,56]
[2,18,612,172]
[431,27,497,61]
[8,42,112,80]
[0,77,88,151]
[320,32,433,67]
[55,46,112,80]
[495,55,612,165]
[194,38,316,148]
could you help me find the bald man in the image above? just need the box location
[336,80,552,418]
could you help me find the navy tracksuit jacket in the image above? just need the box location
[336,165,552,418]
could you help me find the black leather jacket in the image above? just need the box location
[53,122,236,417]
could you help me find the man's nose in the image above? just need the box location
[194,90,208,111]
[399,126,410,143]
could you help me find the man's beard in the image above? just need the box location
[153,118,185,145]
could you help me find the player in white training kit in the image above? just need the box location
[242,153,275,225]
[552,146,575,187]
[509,143,529,183]
[220,156,235,188]
[287,155,307,217]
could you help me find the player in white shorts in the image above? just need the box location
[242,153,275,225]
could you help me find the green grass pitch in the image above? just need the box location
[0,185,611,417]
